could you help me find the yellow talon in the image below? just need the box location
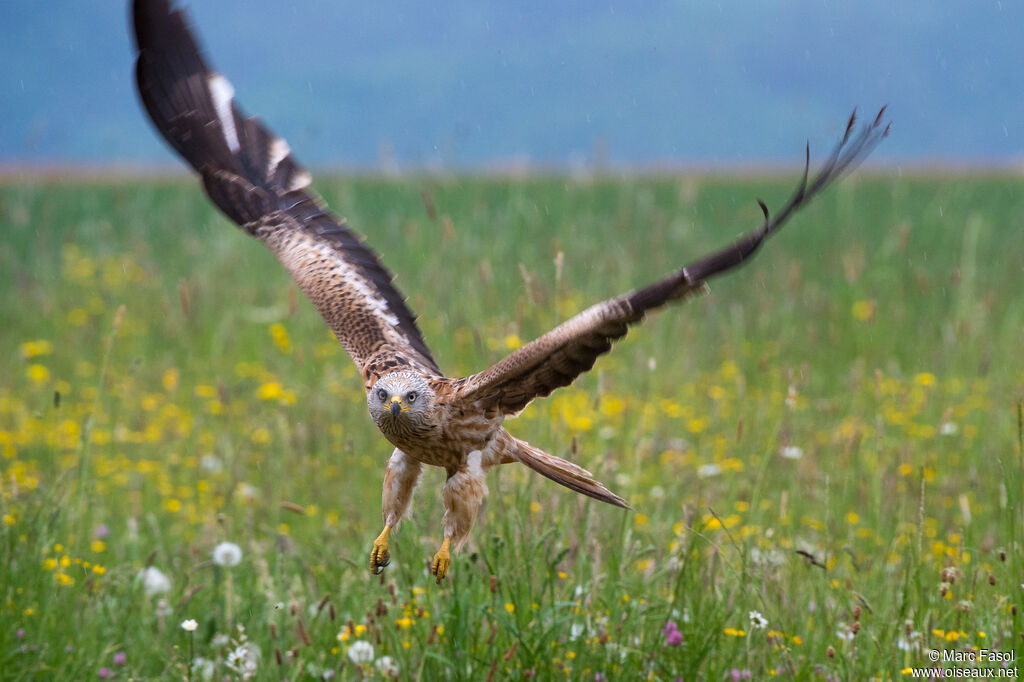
[431,537,452,584]
[370,525,392,575]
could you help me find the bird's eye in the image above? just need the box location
[377,389,387,402]
[407,392,417,403]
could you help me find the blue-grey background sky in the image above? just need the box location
[2,1,1021,169]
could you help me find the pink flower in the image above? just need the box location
[112,652,127,666]
[662,620,683,646]
[98,668,112,679]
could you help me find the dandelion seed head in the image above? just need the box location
[780,445,803,460]
[376,656,399,676]
[348,640,374,665]
[212,541,243,567]
[137,566,171,595]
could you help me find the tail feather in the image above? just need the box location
[512,439,629,509]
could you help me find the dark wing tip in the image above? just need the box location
[756,198,770,221]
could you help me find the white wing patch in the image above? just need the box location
[288,170,313,192]
[207,74,240,153]
[267,137,290,176]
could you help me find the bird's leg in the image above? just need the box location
[431,537,452,584]
[434,455,488,584]
[370,449,422,575]
[370,526,391,574]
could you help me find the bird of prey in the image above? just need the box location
[133,0,888,583]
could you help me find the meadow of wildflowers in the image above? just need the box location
[1,173,1022,679]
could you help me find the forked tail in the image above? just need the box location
[512,438,629,509]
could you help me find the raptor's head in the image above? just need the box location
[367,372,436,437]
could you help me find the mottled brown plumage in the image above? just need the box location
[133,0,888,583]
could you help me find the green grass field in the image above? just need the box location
[1,171,1022,680]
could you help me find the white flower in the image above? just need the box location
[939,422,958,436]
[898,632,922,651]
[155,598,173,618]
[748,610,768,630]
[347,640,374,665]
[137,566,171,595]
[181,619,198,632]
[236,482,259,501]
[191,657,214,681]
[199,454,223,472]
[212,541,243,567]
[780,445,803,460]
[375,656,399,676]
[697,463,721,478]
[226,642,260,680]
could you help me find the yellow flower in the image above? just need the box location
[395,617,414,629]
[2,514,14,526]
[20,340,53,359]
[250,427,271,445]
[270,323,292,354]
[93,564,106,575]
[851,300,875,321]
[91,540,106,553]
[723,627,746,637]
[504,334,522,350]
[67,308,89,326]
[26,364,51,385]
[599,396,625,416]
[257,382,284,401]
[194,384,217,398]
[162,368,180,392]
[43,558,58,571]
[568,416,593,432]
[846,512,860,525]
[914,372,937,387]
[504,602,515,613]
[686,417,708,434]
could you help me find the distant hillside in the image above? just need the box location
[2,0,1021,168]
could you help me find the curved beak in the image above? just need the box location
[389,396,402,418]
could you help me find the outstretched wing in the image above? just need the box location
[132,0,441,378]
[457,109,890,416]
